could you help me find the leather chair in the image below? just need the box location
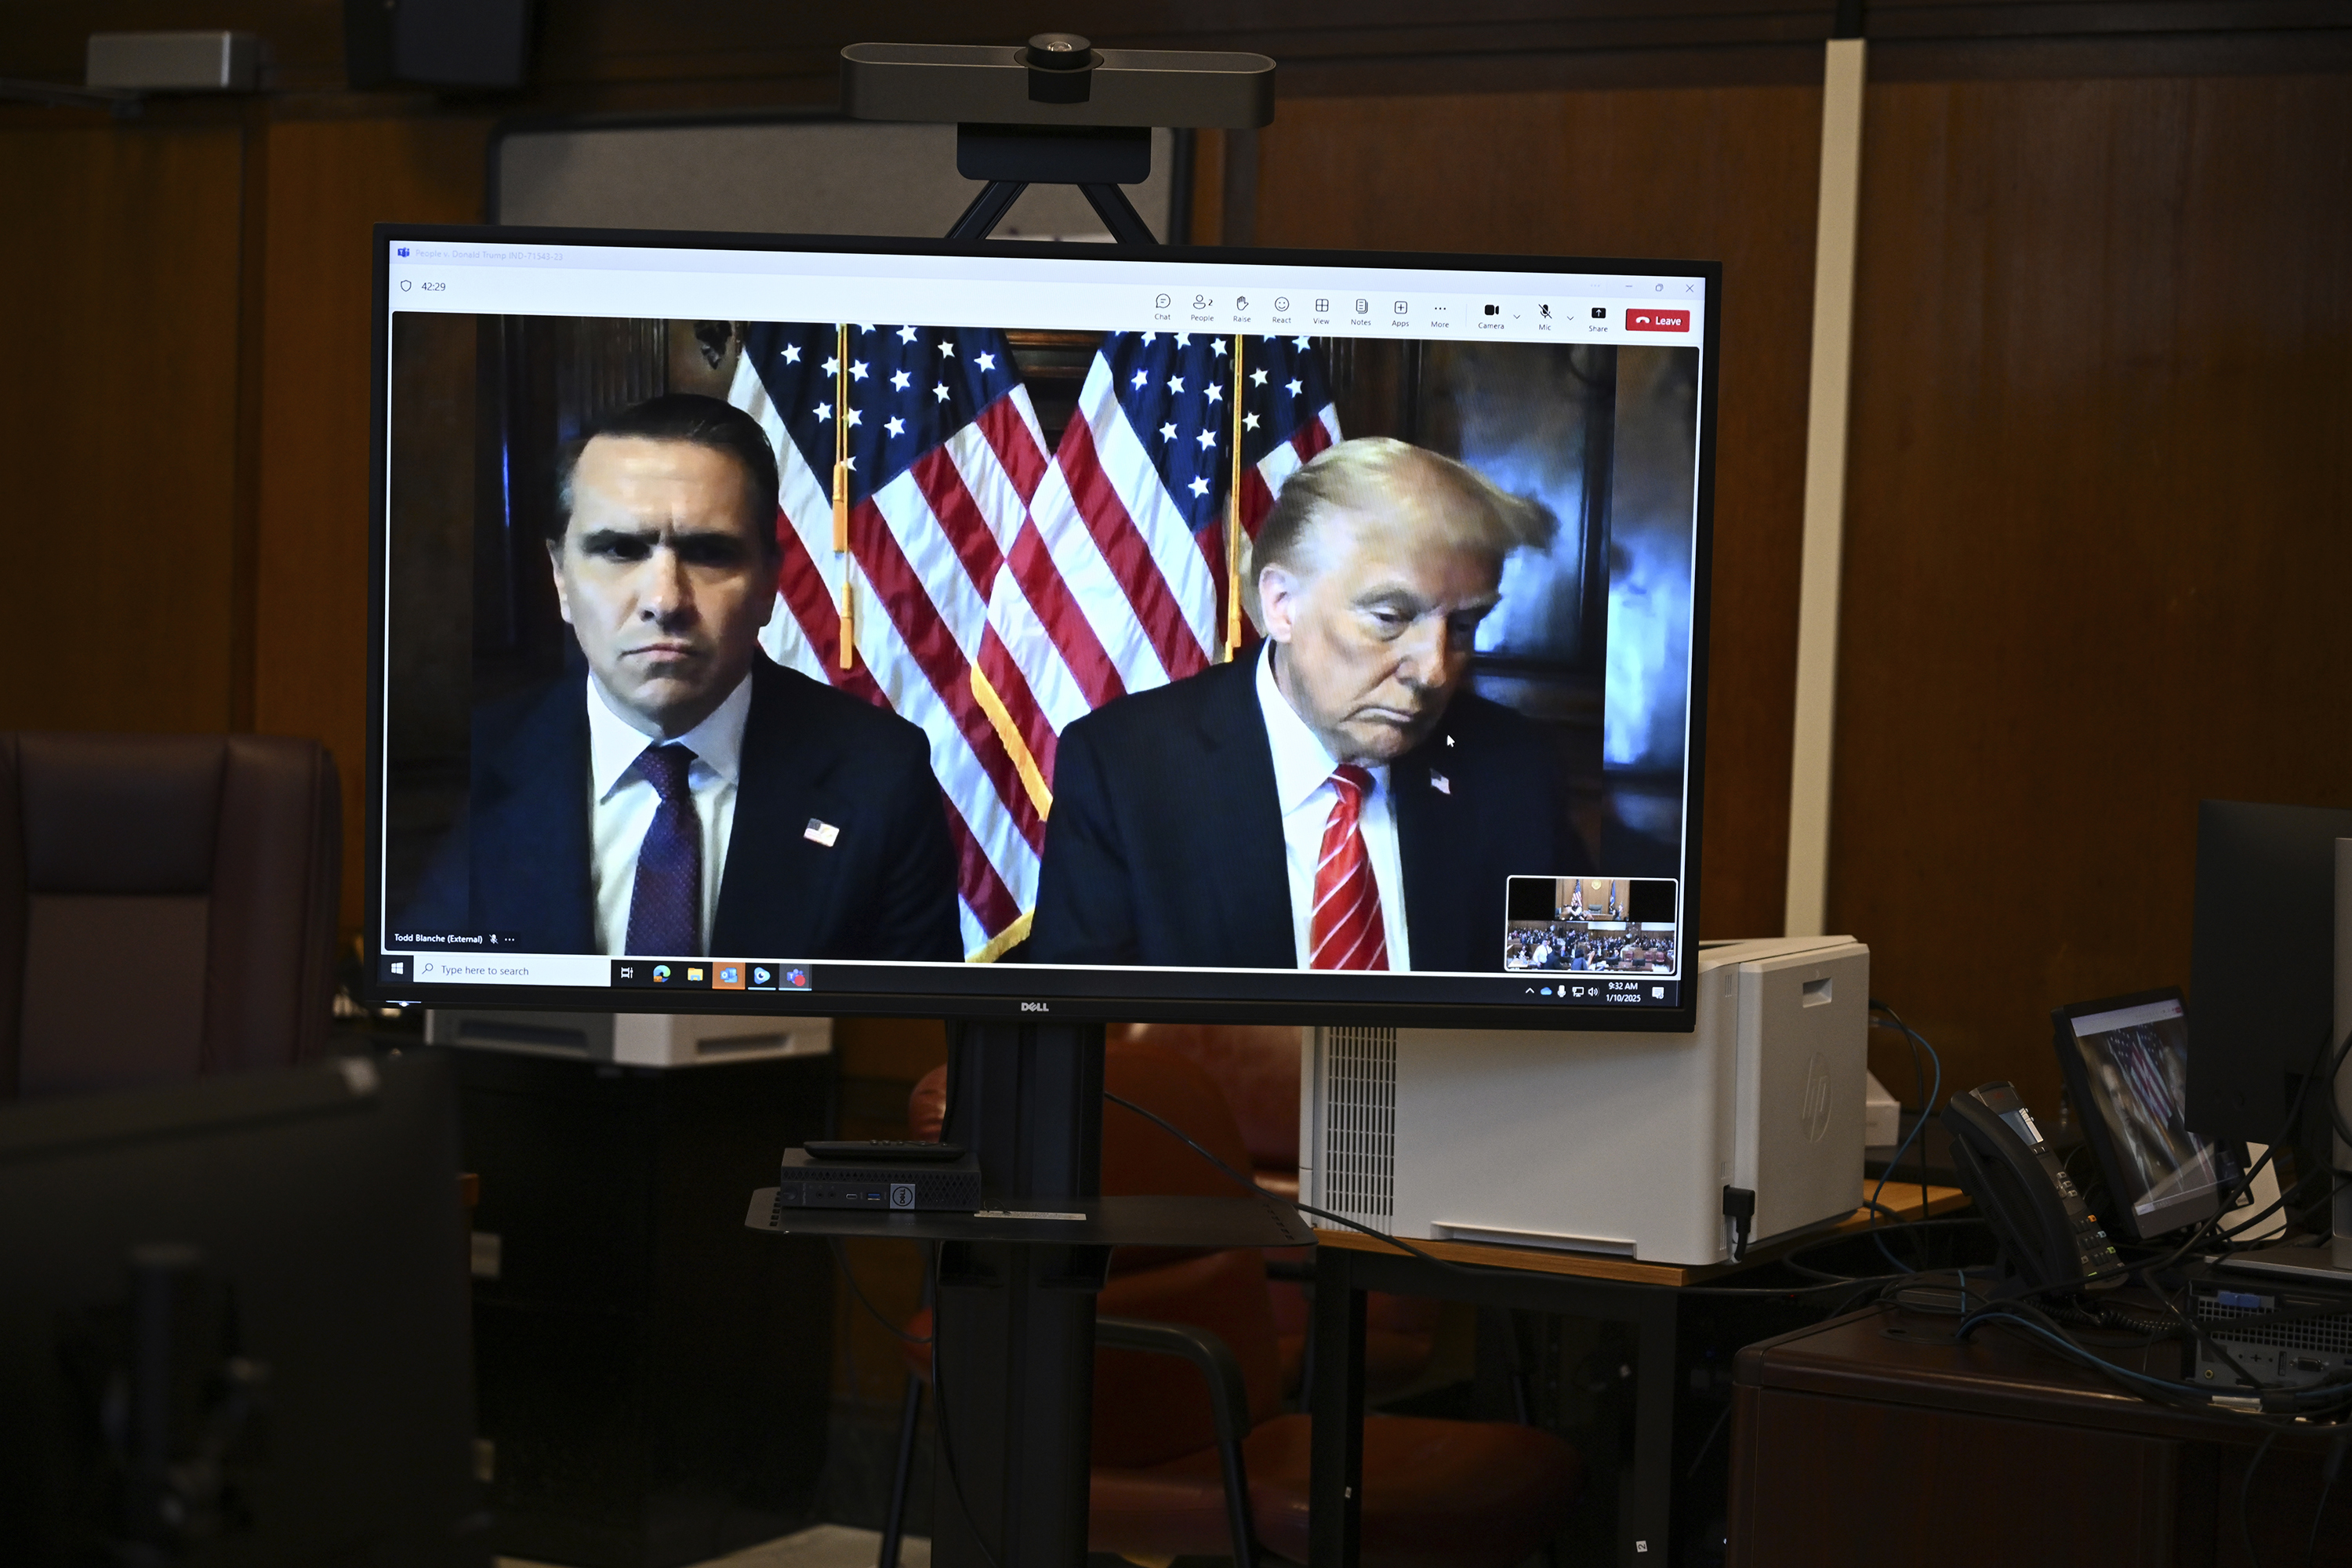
[898,1040,1583,1567]
[1121,1022,1444,1399]
[0,732,341,1100]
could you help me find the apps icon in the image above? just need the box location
[714,962,746,989]
[782,967,811,990]
[748,964,778,989]
[652,964,672,983]
[1392,300,1407,314]
[684,965,706,984]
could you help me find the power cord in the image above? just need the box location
[827,1236,932,1345]
[1865,1001,1942,1274]
[924,1265,1005,1568]
[2308,1430,2351,1566]
[2244,1425,2282,1568]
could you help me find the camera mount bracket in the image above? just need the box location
[841,34,1276,245]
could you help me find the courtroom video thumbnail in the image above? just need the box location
[379,312,1701,974]
[1503,875,1679,975]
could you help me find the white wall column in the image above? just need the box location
[1783,37,1868,937]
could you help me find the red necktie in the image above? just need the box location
[1309,764,1389,971]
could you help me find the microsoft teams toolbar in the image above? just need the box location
[385,241,1707,346]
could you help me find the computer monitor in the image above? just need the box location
[368,227,1716,1029]
[2053,988,2245,1241]
[0,1056,485,1566]
[2187,800,2352,1142]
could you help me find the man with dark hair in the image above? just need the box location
[1028,436,1588,972]
[406,393,960,961]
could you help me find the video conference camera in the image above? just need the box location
[842,34,1276,241]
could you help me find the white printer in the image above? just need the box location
[1300,935,1869,1266]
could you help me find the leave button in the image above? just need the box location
[1626,307,1690,332]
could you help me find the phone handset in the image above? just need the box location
[1942,1082,2123,1292]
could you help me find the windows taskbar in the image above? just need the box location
[375,950,1681,1011]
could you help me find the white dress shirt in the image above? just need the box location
[585,673,752,956]
[1254,644,1412,971]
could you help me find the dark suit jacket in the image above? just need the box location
[402,655,962,961]
[1027,654,1588,971]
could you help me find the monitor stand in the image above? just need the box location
[927,1019,1109,1564]
[924,122,1152,1568]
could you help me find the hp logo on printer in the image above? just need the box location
[1800,1051,1833,1142]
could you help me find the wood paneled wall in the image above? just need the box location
[0,121,251,733]
[250,117,488,929]
[5,5,2349,1121]
[1250,89,1824,938]
[1832,72,2352,1109]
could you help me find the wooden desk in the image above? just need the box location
[1312,1185,1970,1287]
[1728,1301,2352,1567]
[1308,1186,1967,1567]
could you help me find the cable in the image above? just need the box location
[2308,1430,2350,1567]
[2244,1425,2281,1568]
[2143,1025,2352,1279]
[826,1236,932,1345]
[1865,1003,1942,1275]
[924,1254,1005,1568]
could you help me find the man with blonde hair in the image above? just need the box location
[1029,437,1587,971]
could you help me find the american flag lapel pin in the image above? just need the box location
[804,818,840,848]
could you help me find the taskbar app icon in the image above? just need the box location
[614,959,811,993]
[610,959,711,990]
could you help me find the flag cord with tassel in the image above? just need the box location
[833,322,853,670]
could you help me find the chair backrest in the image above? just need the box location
[1120,1022,1301,1177]
[1094,1040,1286,1465]
[906,1040,1261,1203]
[0,733,341,1099]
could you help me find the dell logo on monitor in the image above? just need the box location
[1022,1001,1050,1012]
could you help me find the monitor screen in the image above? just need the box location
[2056,991,2243,1240]
[2187,800,2352,1140]
[368,227,1716,1029]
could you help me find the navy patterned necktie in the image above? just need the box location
[624,743,702,956]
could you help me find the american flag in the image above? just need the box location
[2106,1025,2183,1131]
[728,322,1340,959]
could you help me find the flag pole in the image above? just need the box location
[1225,334,1245,660]
[833,323,853,670]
